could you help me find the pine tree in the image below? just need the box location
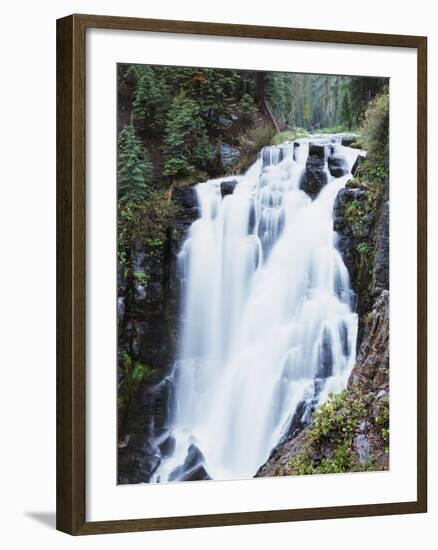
[118,126,154,201]
[341,90,353,130]
[163,93,215,178]
[127,65,170,134]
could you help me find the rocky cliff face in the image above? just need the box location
[333,176,389,346]
[117,185,198,484]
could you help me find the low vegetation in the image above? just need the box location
[287,388,389,475]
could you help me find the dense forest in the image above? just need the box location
[117,65,387,196]
[117,64,389,483]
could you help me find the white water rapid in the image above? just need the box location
[154,137,362,482]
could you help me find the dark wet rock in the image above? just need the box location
[220,179,238,198]
[118,434,162,484]
[284,400,309,441]
[333,176,389,347]
[341,133,359,146]
[118,183,200,484]
[308,143,328,160]
[328,153,349,178]
[373,200,389,298]
[220,143,240,167]
[180,464,211,482]
[317,329,333,379]
[159,434,176,457]
[348,290,389,394]
[352,153,366,177]
[301,143,329,198]
[168,444,210,482]
[184,444,205,471]
[339,321,350,357]
[248,200,256,234]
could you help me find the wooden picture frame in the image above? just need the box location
[56,13,427,535]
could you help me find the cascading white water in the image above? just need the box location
[155,137,362,482]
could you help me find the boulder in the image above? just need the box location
[172,185,197,210]
[340,133,359,146]
[180,464,211,482]
[220,179,238,198]
[283,399,309,441]
[328,153,349,178]
[351,154,366,177]
[308,143,328,160]
[220,143,240,167]
[159,434,176,458]
[301,143,329,198]
[168,444,210,482]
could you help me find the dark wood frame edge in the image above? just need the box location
[56,13,428,536]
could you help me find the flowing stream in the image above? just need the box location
[154,137,362,482]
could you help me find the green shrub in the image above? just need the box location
[132,271,149,286]
[359,91,389,182]
[117,190,176,266]
[240,124,275,153]
[287,388,389,476]
[238,93,258,124]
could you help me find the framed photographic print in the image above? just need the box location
[56,14,427,535]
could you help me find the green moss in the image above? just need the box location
[132,271,150,286]
[357,159,387,185]
[287,388,389,476]
[118,351,157,406]
[337,181,383,287]
[130,361,155,383]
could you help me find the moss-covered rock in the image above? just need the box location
[333,176,388,347]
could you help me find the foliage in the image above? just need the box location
[264,72,386,131]
[232,124,276,173]
[118,126,154,201]
[242,124,276,151]
[117,191,176,267]
[163,93,216,178]
[118,351,157,412]
[358,91,389,183]
[126,65,170,134]
[130,361,155,383]
[119,64,388,185]
[287,388,389,476]
[341,89,353,130]
[239,93,258,123]
[132,271,149,286]
[349,76,387,126]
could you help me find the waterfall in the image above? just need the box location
[154,137,361,483]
